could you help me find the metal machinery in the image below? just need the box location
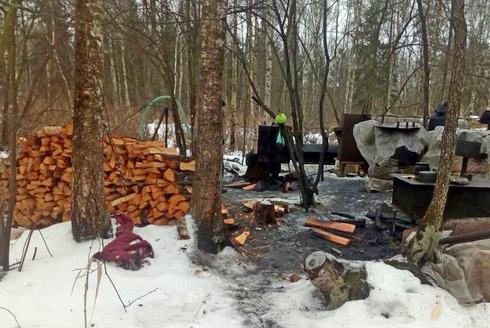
[393,133,490,220]
[336,113,371,175]
[244,125,338,181]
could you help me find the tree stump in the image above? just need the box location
[253,201,276,225]
[304,251,370,310]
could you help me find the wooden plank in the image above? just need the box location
[225,181,252,189]
[305,218,356,234]
[312,228,352,246]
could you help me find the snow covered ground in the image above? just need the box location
[1,219,488,328]
[268,262,488,328]
[0,220,242,328]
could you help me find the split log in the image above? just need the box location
[223,218,236,225]
[1,123,195,229]
[234,230,250,246]
[179,160,195,172]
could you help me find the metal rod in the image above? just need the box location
[461,157,469,176]
[439,230,490,245]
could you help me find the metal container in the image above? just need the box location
[417,171,437,183]
[337,113,371,162]
[415,162,430,174]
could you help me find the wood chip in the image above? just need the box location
[234,230,250,246]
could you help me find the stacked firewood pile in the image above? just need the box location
[1,125,195,229]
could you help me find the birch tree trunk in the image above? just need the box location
[264,0,273,114]
[440,20,453,101]
[120,41,131,108]
[343,0,360,113]
[417,0,430,128]
[71,0,111,242]
[409,0,467,264]
[229,0,238,151]
[184,0,199,155]
[190,0,227,253]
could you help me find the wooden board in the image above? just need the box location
[312,229,352,246]
[305,218,356,234]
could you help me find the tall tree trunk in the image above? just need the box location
[120,41,131,108]
[343,44,356,114]
[185,0,199,155]
[417,0,430,128]
[409,0,467,264]
[50,0,73,107]
[71,0,111,242]
[0,19,9,147]
[313,0,331,188]
[243,1,253,158]
[440,20,453,101]
[190,0,227,253]
[0,0,21,271]
[228,0,238,151]
[109,37,119,107]
[264,0,273,114]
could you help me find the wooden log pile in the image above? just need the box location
[1,125,195,229]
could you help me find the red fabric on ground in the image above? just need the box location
[94,214,154,270]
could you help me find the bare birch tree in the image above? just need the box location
[190,0,227,253]
[71,0,111,241]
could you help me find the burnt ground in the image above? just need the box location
[223,172,399,273]
[214,168,405,328]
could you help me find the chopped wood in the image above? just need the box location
[242,200,257,210]
[221,205,229,215]
[242,184,256,191]
[305,218,356,234]
[177,201,190,213]
[234,230,250,246]
[111,193,138,206]
[179,160,195,172]
[288,273,302,283]
[223,218,236,225]
[274,204,289,215]
[1,123,194,229]
[312,228,352,246]
[163,168,176,182]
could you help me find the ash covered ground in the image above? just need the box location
[216,167,428,328]
[222,168,397,274]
